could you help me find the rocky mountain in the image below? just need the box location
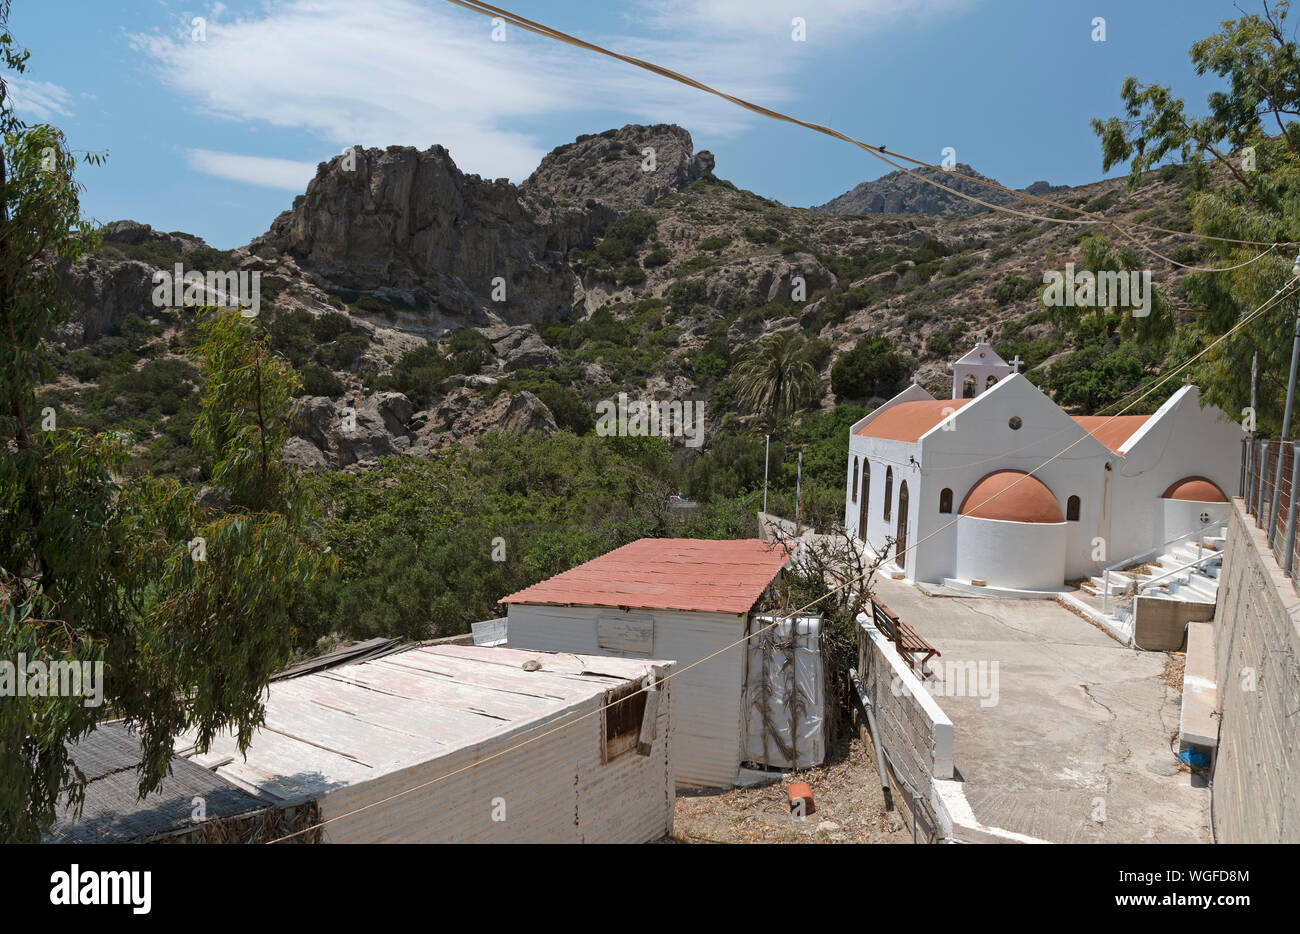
[249,143,615,334]
[45,124,1195,475]
[523,123,714,212]
[814,162,1065,217]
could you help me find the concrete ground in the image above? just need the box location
[871,575,1210,843]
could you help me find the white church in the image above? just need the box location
[844,342,1241,593]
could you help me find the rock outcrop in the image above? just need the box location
[523,124,714,212]
[55,254,157,346]
[250,145,614,331]
[814,163,1023,217]
[288,391,417,470]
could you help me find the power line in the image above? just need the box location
[268,276,1292,842]
[267,5,1298,841]
[443,0,1297,271]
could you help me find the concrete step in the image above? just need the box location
[1180,621,1219,748]
[1090,573,1137,595]
[1168,544,1221,566]
[1165,579,1217,604]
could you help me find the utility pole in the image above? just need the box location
[795,451,803,537]
[762,434,770,515]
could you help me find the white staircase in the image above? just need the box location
[1091,525,1227,634]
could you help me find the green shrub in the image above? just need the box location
[534,382,594,434]
[593,210,657,266]
[643,248,671,268]
[298,363,346,397]
[989,275,1039,304]
[666,279,710,314]
[831,336,907,399]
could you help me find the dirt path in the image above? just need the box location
[666,735,912,844]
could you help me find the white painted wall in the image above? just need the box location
[953,516,1068,590]
[1106,386,1242,564]
[845,434,922,574]
[506,603,748,788]
[899,376,1111,586]
[1160,497,1230,545]
[844,377,1243,591]
[317,667,676,843]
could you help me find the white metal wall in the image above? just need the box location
[507,603,747,788]
[315,665,676,843]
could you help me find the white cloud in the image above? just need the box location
[131,0,968,183]
[187,148,319,189]
[5,76,75,120]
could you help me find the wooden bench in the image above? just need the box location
[871,597,940,677]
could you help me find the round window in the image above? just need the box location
[1008,416,1023,430]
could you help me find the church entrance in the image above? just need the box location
[896,481,909,569]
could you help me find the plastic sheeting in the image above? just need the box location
[742,614,826,769]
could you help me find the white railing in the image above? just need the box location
[1129,550,1222,602]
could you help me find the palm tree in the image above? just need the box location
[732,333,822,415]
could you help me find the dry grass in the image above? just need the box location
[1162,652,1186,691]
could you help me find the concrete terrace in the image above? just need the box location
[870,576,1209,843]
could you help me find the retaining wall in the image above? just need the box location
[1211,499,1300,843]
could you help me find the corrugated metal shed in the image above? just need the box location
[173,644,675,843]
[501,538,791,614]
[45,722,267,844]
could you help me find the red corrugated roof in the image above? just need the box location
[855,399,971,443]
[1072,415,1150,453]
[500,538,791,614]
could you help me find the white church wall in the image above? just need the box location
[846,434,921,570]
[915,376,1112,586]
[1159,498,1231,545]
[1104,387,1241,565]
[953,516,1068,590]
[842,365,1242,593]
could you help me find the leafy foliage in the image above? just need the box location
[733,333,822,415]
[1091,0,1300,429]
[830,336,908,400]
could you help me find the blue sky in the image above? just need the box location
[8,0,1249,248]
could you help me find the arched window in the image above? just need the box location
[858,461,870,542]
[962,374,977,398]
[896,481,910,569]
[852,456,859,503]
[939,488,953,514]
[986,374,999,390]
[1066,495,1081,521]
[883,467,893,521]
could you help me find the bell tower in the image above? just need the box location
[948,341,1017,399]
